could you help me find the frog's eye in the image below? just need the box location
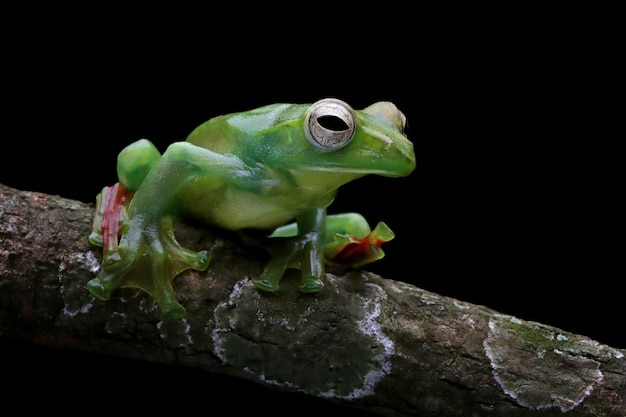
[305,98,355,150]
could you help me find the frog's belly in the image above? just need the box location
[181,189,312,231]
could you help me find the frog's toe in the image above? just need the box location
[86,278,112,301]
[253,278,280,292]
[194,250,211,270]
[160,302,187,322]
[298,278,324,293]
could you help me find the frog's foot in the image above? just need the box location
[88,216,211,321]
[253,237,325,293]
[325,221,395,268]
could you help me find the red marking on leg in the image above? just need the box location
[330,236,384,265]
[101,182,129,254]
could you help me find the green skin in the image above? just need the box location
[88,98,416,321]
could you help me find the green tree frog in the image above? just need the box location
[88,98,415,321]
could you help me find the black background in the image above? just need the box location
[1,13,620,416]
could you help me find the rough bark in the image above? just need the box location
[0,182,624,417]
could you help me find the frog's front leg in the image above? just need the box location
[88,141,248,321]
[88,213,211,321]
[253,207,327,293]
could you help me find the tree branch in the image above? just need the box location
[1,182,624,417]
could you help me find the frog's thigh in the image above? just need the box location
[325,212,371,239]
[270,212,372,240]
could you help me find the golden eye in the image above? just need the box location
[304,98,355,150]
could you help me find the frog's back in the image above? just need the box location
[185,103,308,153]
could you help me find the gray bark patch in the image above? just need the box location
[212,274,394,399]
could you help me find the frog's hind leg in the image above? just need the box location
[323,212,395,268]
[86,182,132,301]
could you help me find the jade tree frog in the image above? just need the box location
[88,98,415,321]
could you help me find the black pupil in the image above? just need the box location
[318,115,348,131]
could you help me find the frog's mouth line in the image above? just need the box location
[301,165,414,178]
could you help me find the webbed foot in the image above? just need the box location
[325,221,395,268]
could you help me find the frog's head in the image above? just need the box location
[297,98,415,178]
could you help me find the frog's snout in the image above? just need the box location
[392,143,416,177]
[363,101,407,133]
